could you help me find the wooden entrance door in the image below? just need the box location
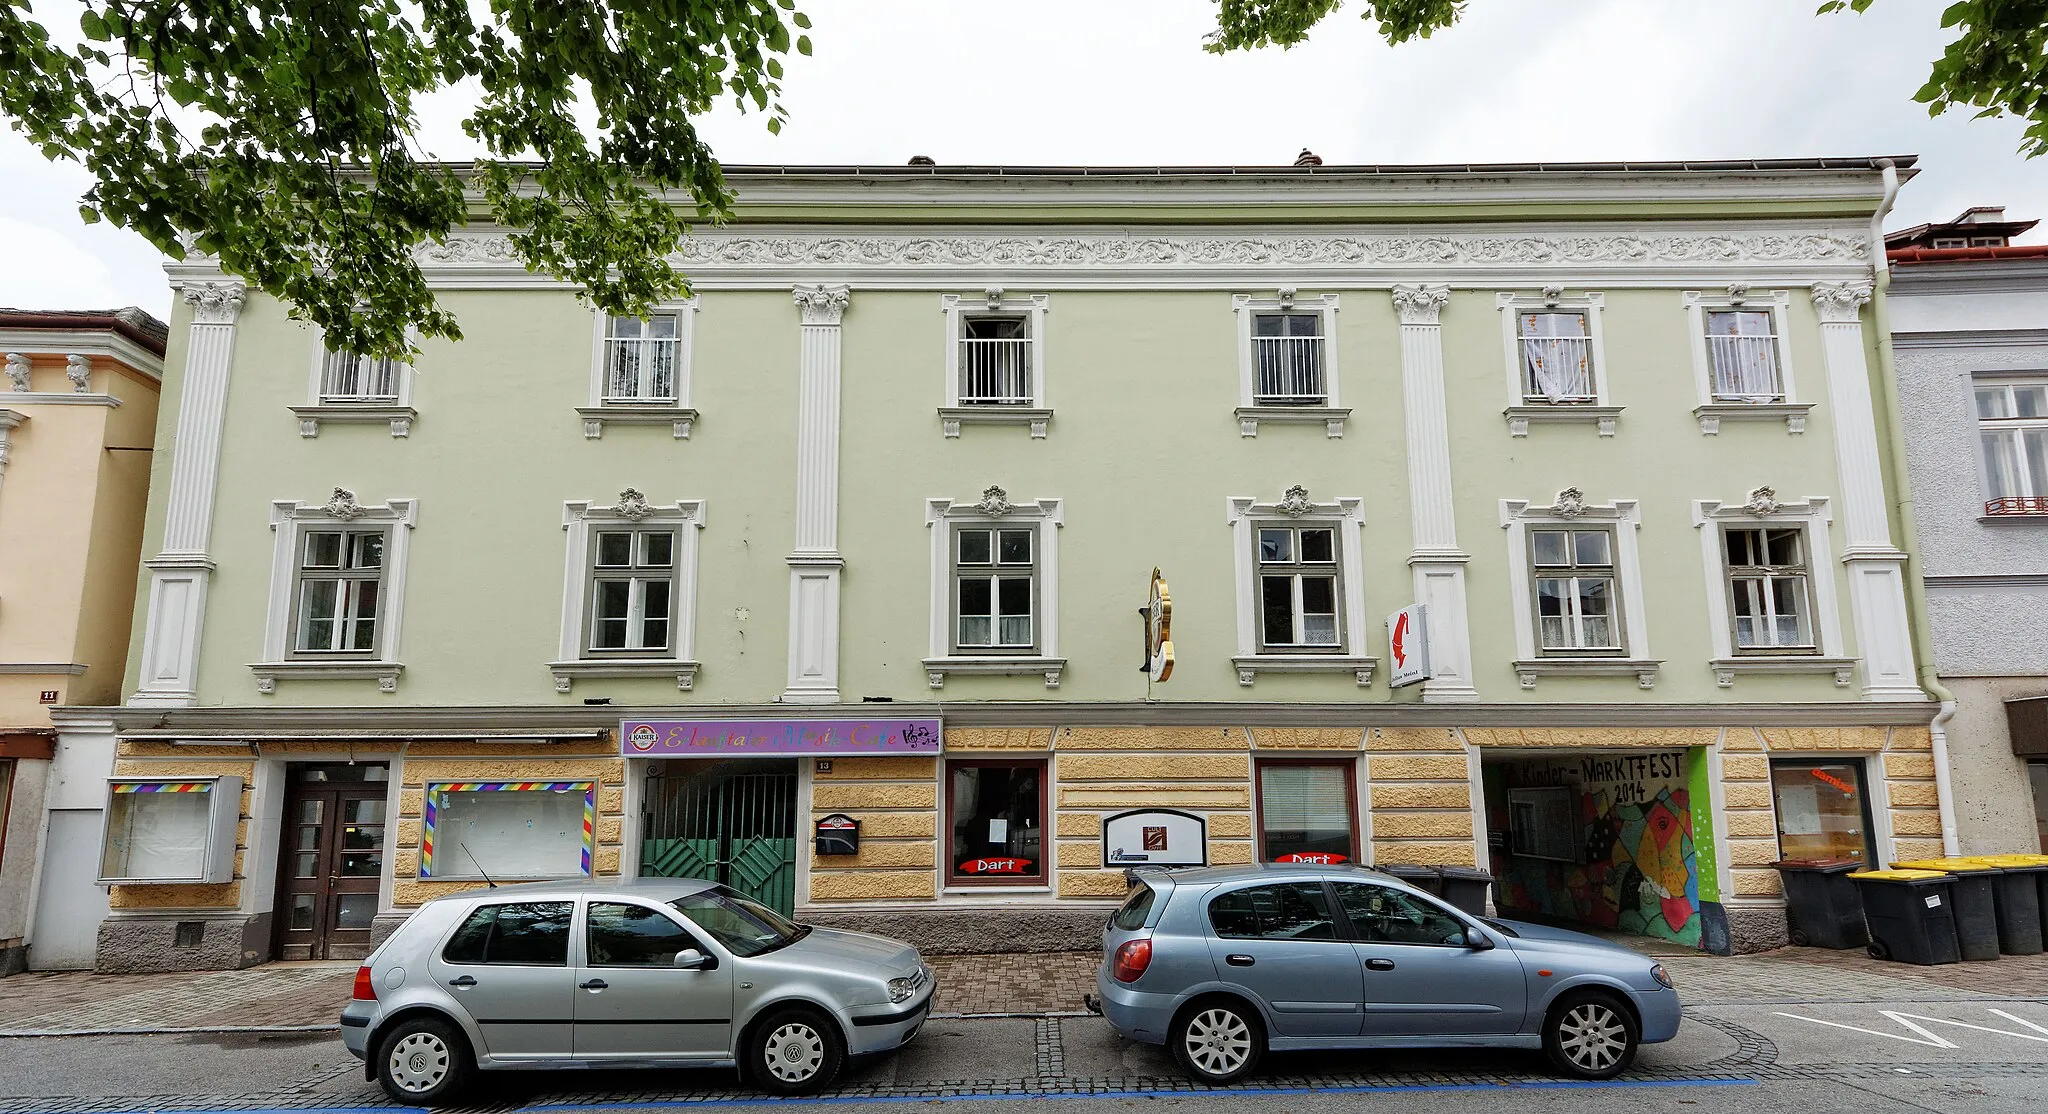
[273,763,390,961]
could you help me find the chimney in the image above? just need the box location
[908,155,936,167]
[1294,148,1323,167]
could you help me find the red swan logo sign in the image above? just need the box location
[1385,604,1431,688]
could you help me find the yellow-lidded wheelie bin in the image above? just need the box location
[1964,854,2046,956]
[1850,869,1960,965]
[1894,858,2001,961]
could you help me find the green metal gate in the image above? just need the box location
[641,759,798,916]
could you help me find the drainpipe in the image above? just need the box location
[1867,158,1962,857]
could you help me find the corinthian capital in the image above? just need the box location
[182,280,247,326]
[1391,282,1451,325]
[1809,280,1873,324]
[793,283,851,326]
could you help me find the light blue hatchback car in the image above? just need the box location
[1089,864,1680,1082]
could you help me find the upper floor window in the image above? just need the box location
[552,492,704,692]
[319,349,402,402]
[1682,289,1806,434]
[1530,527,1620,654]
[1232,292,1345,437]
[1251,312,1326,404]
[1932,237,1968,249]
[1500,493,1653,688]
[1724,526,1814,653]
[1703,309,1784,402]
[1257,523,1341,651]
[1226,489,1370,686]
[922,489,1065,689]
[1977,378,2048,515]
[603,314,681,403]
[940,293,1050,437]
[588,528,677,654]
[959,316,1033,406]
[1516,312,1594,404]
[293,529,386,655]
[298,333,416,437]
[1495,291,1613,436]
[953,525,1036,653]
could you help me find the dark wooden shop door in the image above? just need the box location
[273,763,389,961]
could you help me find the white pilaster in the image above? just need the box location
[1392,284,1477,702]
[132,281,244,707]
[1810,281,1922,701]
[784,284,849,703]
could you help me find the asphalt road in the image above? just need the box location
[3,997,2048,1114]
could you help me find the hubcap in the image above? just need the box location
[763,1022,825,1083]
[387,1032,450,1093]
[1182,1008,1252,1077]
[1558,1003,1627,1072]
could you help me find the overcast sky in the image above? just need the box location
[4,0,2045,320]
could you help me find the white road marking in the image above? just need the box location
[1771,1008,2048,1048]
[1770,1011,1957,1048]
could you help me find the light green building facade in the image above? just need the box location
[65,158,1953,970]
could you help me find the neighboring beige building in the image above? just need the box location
[0,308,164,972]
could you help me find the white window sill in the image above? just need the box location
[1693,402,1813,435]
[1513,657,1662,690]
[1232,655,1377,687]
[292,404,416,438]
[250,660,403,694]
[938,406,1052,439]
[577,405,697,440]
[549,658,700,692]
[1710,656,1855,688]
[923,656,1066,690]
[1504,405,1622,437]
[938,885,1054,897]
[1235,406,1350,438]
[1978,513,2048,525]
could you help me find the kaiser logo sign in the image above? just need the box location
[1387,604,1432,688]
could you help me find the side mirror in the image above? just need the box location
[674,948,709,970]
[1464,928,1495,951]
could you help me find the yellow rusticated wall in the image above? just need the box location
[1717,725,1939,898]
[808,754,940,901]
[1054,726,1256,898]
[1364,727,1477,867]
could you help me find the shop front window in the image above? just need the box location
[424,782,596,880]
[1257,760,1356,864]
[1769,758,1875,864]
[946,759,1046,884]
[2031,761,2048,853]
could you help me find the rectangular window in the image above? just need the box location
[293,530,386,655]
[1256,760,1355,864]
[586,529,678,654]
[1251,312,1326,404]
[1256,524,1340,651]
[604,314,680,403]
[1724,527,1815,653]
[1517,311,1594,403]
[320,348,402,402]
[426,782,595,879]
[1530,527,1620,653]
[959,316,1033,405]
[946,759,1046,884]
[1976,379,2048,515]
[1703,309,1784,402]
[1769,758,1875,864]
[952,526,1036,653]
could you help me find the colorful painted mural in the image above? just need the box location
[1485,751,1703,949]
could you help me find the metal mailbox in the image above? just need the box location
[814,812,860,857]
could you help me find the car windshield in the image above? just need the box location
[669,887,807,957]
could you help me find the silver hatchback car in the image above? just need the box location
[340,879,933,1101]
[1091,865,1680,1082]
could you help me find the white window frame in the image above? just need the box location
[1499,492,1657,689]
[553,490,704,691]
[581,300,698,440]
[1233,291,1347,438]
[939,290,1051,438]
[924,487,1063,688]
[1227,487,1373,686]
[255,489,417,693]
[1972,375,2048,517]
[1682,287,1811,434]
[1496,290,1619,437]
[293,328,416,438]
[1692,491,1853,688]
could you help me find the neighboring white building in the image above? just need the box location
[1888,209,2048,852]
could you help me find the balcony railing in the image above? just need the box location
[321,351,401,401]
[604,337,680,403]
[1986,495,2048,516]
[1519,336,1595,403]
[959,337,1033,405]
[1252,336,1326,404]
[1706,334,1784,402]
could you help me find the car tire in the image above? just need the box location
[746,1007,846,1095]
[374,1015,474,1105]
[1542,991,1639,1080]
[1169,998,1264,1084]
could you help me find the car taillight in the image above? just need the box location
[1112,938,1153,983]
[352,965,377,1001]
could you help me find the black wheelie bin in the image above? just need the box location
[1769,857,1868,949]
[1850,869,1960,965]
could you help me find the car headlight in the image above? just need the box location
[1650,963,1674,989]
[888,977,917,1003]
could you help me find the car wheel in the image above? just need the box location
[746,1008,845,1095]
[375,1015,473,1105]
[1170,999,1264,1084]
[1542,991,1639,1080]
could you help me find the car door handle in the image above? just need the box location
[579,978,608,991]
[1225,954,1256,967]
[1365,958,1396,972]
[447,975,477,988]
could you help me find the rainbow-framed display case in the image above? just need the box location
[421,781,596,879]
[98,776,243,884]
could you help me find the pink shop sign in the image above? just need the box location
[620,718,943,756]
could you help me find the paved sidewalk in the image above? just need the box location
[3,947,2045,1036]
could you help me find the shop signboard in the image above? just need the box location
[1101,808,1207,868]
[621,717,943,757]
[1386,603,1432,688]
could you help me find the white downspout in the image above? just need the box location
[1867,158,1962,857]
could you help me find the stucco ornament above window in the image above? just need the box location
[321,487,367,521]
[1276,484,1316,517]
[1551,487,1589,519]
[1744,486,1781,516]
[614,488,657,521]
[975,485,1013,518]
